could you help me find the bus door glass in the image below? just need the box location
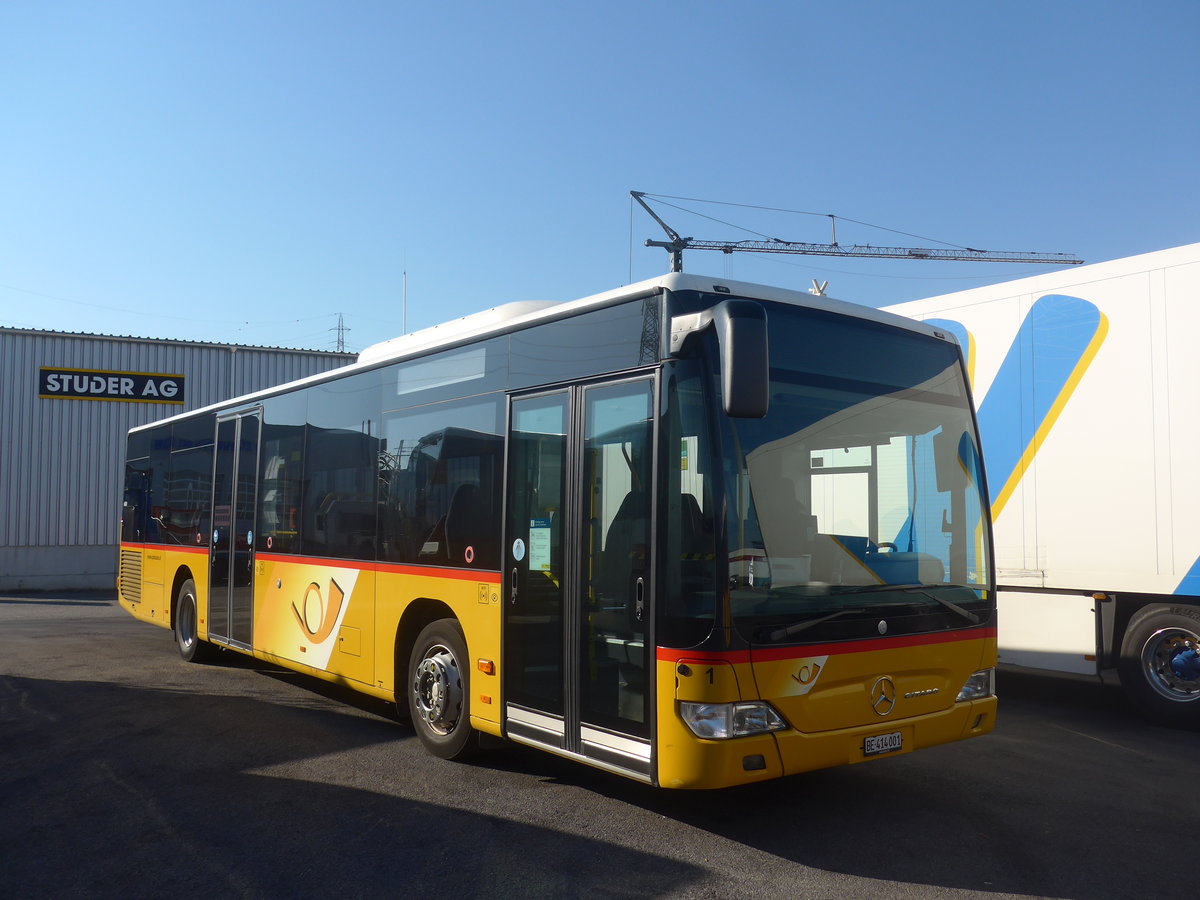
[505,393,568,720]
[505,378,655,775]
[209,410,261,649]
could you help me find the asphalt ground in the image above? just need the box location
[2,591,1195,899]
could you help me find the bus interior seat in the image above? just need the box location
[596,490,649,698]
[599,491,648,605]
[866,551,945,584]
[815,534,946,585]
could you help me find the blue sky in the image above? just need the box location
[2,1,1197,352]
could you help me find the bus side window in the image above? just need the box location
[122,466,148,542]
[379,397,504,570]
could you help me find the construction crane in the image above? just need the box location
[631,191,1084,273]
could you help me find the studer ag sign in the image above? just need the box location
[40,367,185,404]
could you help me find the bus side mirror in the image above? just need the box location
[713,300,769,418]
[670,299,769,419]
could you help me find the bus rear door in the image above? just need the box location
[209,409,261,650]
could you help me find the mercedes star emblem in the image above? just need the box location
[870,675,897,716]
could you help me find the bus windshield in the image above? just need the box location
[723,303,992,643]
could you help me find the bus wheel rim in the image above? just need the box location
[413,645,462,735]
[1141,627,1200,702]
[179,594,196,649]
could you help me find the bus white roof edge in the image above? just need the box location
[356,300,561,365]
[130,274,951,434]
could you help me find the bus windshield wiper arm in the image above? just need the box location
[821,583,983,625]
[767,607,870,642]
[901,586,982,625]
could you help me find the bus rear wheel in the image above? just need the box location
[174,578,215,663]
[407,618,479,759]
[1118,604,1200,727]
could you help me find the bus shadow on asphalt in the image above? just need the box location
[478,667,1195,900]
[198,647,404,724]
[2,672,708,899]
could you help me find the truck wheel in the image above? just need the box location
[174,579,216,663]
[406,618,479,759]
[1118,605,1200,727]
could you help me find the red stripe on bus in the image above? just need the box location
[120,543,501,584]
[254,553,502,583]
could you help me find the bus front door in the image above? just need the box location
[208,410,261,650]
[505,378,655,780]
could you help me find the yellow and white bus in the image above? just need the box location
[118,273,997,789]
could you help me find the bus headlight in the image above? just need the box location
[679,701,787,739]
[955,668,995,702]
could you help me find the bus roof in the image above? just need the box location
[356,272,948,364]
[131,273,951,434]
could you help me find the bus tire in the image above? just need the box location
[407,618,478,759]
[174,578,215,663]
[1117,604,1200,727]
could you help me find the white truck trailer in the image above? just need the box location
[887,242,1200,726]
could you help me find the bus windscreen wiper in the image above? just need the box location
[900,585,982,625]
[818,582,984,626]
[765,607,871,642]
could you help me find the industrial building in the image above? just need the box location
[0,328,354,591]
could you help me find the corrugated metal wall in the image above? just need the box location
[0,328,354,589]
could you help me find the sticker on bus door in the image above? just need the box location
[529,518,552,572]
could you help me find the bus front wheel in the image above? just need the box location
[407,618,479,759]
[174,579,215,663]
[1118,604,1200,727]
